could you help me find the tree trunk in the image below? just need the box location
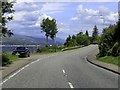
[54,36,57,52]
[46,36,48,47]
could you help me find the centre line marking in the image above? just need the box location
[68,82,74,88]
[62,69,65,74]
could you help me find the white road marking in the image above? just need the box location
[62,69,65,74]
[0,57,50,85]
[68,82,74,88]
[0,52,62,86]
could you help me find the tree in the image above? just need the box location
[85,30,89,36]
[76,32,83,45]
[0,0,15,37]
[41,18,51,47]
[92,25,99,44]
[49,19,58,51]
[98,21,120,57]
[41,18,58,47]
[76,32,90,46]
[71,35,77,46]
[64,35,72,47]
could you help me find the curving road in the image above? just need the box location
[2,45,119,88]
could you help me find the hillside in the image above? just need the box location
[1,34,65,45]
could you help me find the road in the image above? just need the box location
[2,45,119,88]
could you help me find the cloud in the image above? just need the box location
[40,3,68,14]
[70,4,118,25]
[34,14,53,27]
[7,2,118,40]
[14,0,119,2]
[70,17,79,21]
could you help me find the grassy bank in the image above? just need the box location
[2,52,19,66]
[97,56,120,66]
[2,45,84,66]
[62,46,82,51]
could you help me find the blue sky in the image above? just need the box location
[7,0,119,40]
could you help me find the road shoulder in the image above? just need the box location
[87,50,120,75]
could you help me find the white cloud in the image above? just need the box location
[70,4,118,25]
[106,12,118,21]
[99,6,110,15]
[34,14,53,27]
[40,3,67,14]
[85,9,99,15]
[15,0,119,2]
[70,17,79,21]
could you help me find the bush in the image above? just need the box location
[2,52,18,66]
[36,48,42,53]
[36,47,59,53]
[98,23,119,57]
[2,52,12,66]
[62,46,82,51]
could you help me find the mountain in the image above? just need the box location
[2,34,65,45]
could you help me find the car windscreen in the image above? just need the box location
[16,47,26,50]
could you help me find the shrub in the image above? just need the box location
[62,46,82,51]
[2,52,12,66]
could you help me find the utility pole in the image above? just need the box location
[118,1,120,20]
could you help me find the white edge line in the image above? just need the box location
[0,54,58,86]
[0,58,41,85]
[68,82,74,88]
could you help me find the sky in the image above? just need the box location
[7,0,119,40]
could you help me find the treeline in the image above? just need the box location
[64,25,99,47]
[64,31,90,47]
[98,19,120,57]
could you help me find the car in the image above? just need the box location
[12,47,30,57]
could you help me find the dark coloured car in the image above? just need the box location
[12,47,30,57]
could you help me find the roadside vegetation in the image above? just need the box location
[2,1,119,67]
[0,1,15,37]
[64,25,99,47]
[2,52,19,66]
[96,56,120,66]
[97,18,120,66]
[1,1,16,66]
[62,46,82,51]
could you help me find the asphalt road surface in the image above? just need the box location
[2,45,119,88]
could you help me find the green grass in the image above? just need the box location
[97,56,120,66]
[35,46,82,54]
[35,47,62,54]
[2,52,19,66]
[62,46,82,51]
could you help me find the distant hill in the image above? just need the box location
[2,34,65,45]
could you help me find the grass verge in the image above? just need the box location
[2,52,19,66]
[97,56,120,67]
[62,46,82,51]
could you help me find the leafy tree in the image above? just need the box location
[92,25,99,44]
[98,21,120,57]
[64,31,90,47]
[76,32,83,45]
[49,19,58,47]
[76,32,90,46]
[85,30,89,36]
[0,1,15,37]
[41,18,52,47]
[64,35,72,47]
[71,35,77,46]
[41,18,58,47]
[49,19,58,51]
